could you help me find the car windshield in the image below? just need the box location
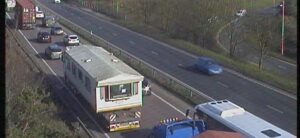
[40,32,50,36]
[54,27,62,30]
[49,45,61,52]
[142,80,149,87]
[37,11,43,13]
[69,36,78,39]
[205,60,215,65]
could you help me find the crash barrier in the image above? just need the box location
[37,1,214,106]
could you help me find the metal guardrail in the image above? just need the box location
[36,1,214,106]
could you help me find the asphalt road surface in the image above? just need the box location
[35,0,297,135]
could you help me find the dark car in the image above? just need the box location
[50,26,64,35]
[45,44,62,59]
[37,31,51,43]
[195,57,223,75]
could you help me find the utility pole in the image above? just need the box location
[281,0,285,55]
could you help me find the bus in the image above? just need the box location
[194,100,296,138]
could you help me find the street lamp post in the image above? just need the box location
[281,0,285,56]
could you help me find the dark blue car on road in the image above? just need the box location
[195,57,223,75]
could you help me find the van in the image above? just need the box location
[42,16,56,27]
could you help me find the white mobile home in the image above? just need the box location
[63,45,144,131]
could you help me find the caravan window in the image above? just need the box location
[109,83,132,99]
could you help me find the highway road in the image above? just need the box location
[6,12,200,138]
[36,0,297,135]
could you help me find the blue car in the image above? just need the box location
[195,57,223,75]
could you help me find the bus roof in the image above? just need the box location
[195,100,296,138]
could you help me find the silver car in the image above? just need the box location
[45,44,62,59]
[51,26,64,35]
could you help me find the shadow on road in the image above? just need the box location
[119,128,152,138]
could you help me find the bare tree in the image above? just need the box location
[228,19,245,57]
[253,17,273,70]
[137,0,156,24]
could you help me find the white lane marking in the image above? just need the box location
[63,32,67,35]
[112,32,118,36]
[266,105,284,114]
[57,4,297,100]
[152,92,192,119]
[277,65,287,70]
[129,40,135,45]
[17,28,110,138]
[151,51,158,55]
[217,81,229,88]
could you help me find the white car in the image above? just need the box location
[54,0,61,4]
[35,11,45,19]
[235,9,247,17]
[63,35,80,46]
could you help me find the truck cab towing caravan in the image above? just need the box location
[62,45,144,132]
[14,0,36,29]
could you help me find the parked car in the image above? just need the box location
[37,31,51,43]
[35,10,45,19]
[54,0,61,4]
[235,9,246,17]
[45,44,63,59]
[142,79,151,96]
[51,26,64,35]
[195,57,223,75]
[42,16,56,27]
[63,35,80,46]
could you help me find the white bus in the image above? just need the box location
[195,100,296,138]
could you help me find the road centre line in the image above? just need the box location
[217,81,229,88]
[151,51,158,55]
[266,105,284,114]
[152,92,192,119]
[112,32,118,36]
[129,40,135,45]
[58,3,297,100]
